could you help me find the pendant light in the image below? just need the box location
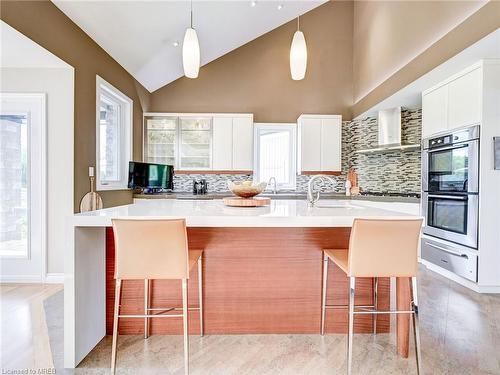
[183,0,200,79]
[290,16,307,80]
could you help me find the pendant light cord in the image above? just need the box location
[190,0,193,28]
[297,16,300,31]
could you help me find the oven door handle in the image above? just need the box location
[427,243,469,259]
[427,143,468,152]
[427,194,468,200]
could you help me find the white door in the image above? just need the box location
[422,85,448,138]
[320,117,342,171]
[232,117,253,170]
[0,93,46,282]
[299,117,322,171]
[212,116,233,170]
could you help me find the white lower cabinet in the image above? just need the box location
[297,115,342,173]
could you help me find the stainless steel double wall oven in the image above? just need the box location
[421,125,480,281]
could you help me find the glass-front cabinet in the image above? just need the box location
[144,116,177,166]
[143,115,212,170]
[179,117,212,169]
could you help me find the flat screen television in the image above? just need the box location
[128,161,174,191]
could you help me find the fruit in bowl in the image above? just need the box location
[227,180,267,198]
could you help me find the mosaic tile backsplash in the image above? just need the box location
[172,108,422,194]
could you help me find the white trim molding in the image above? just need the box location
[95,75,133,191]
[44,272,64,284]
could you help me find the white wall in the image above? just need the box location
[1,67,74,275]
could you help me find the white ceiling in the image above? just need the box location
[52,0,326,92]
[0,20,71,69]
[356,27,500,119]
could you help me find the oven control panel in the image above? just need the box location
[425,124,480,150]
[429,135,452,148]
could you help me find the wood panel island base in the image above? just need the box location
[66,199,417,368]
[105,227,390,336]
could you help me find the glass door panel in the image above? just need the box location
[427,196,468,234]
[0,114,28,257]
[428,145,469,192]
[179,117,212,169]
[144,116,177,166]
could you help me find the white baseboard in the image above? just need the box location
[419,259,500,294]
[0,274,42,283]
[44,273,64,284]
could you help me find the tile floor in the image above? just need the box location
[1,265,500,374]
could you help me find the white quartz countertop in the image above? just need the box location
[73,199,421,227]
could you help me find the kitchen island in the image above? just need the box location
[66,199,420,368]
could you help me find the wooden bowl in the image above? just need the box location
[227,180,267,198]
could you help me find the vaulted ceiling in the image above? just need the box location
[52,0,326,92]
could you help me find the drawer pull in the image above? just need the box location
[428,243,469,259]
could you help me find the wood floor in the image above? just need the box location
[0,283,62,370]
[1,266,500,374]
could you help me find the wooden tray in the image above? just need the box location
[223,196,271,207]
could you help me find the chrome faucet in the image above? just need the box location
[267,177,278,194]
[307,175,336,206]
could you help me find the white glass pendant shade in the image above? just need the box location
[290,30,307,80]
[183,27,200,79]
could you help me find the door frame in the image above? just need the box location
[0,92,47,283]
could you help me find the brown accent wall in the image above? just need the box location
[352,0,498,117]
[0,0,150,210]
[150,1,353,122]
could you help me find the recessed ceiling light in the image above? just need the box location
[277,4,283,10]
[173,41,179,47]
[250,1,257,7]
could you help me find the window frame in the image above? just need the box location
[253,123,297,190]
[95,75,133,191]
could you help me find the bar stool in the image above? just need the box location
[320,218,423,375]
[110,218,203,375]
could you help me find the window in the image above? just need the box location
[96,76,132,190]
[254,123,296,190]
[0,114,28,257]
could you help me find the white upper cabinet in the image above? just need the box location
[212,116,233,170]
[212,115,253,170]
[298,117,321,171]
[422,85,448,138]
[144,113,253,171]
[232,116,254,170]
[422,63,483,138]
[297,115,342,173]
[448,67,482,129]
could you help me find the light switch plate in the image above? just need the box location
[494,137,500,170]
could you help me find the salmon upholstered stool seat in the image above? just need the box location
[110,219,203,375]
[321,218,423,375]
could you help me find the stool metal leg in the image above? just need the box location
[182,279,189,375]
[111,279,122,375]
[321,252,329,335]
[144,279,150,339]
[373,277,378,335]
[347,277,356,375]
[411,277,422,375]
[198,255,204,337]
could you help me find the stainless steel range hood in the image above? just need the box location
[355,107,421,154]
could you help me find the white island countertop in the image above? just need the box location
[73,199,420,227]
